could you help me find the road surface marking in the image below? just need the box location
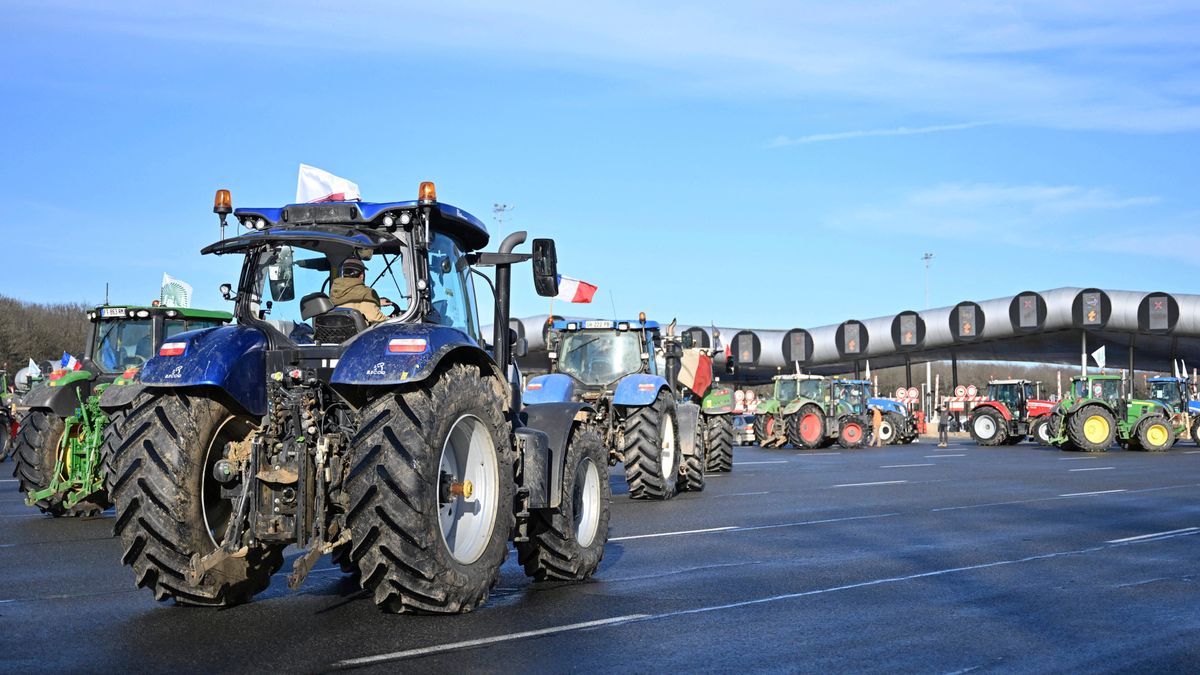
[718,491,770,498]
[795,452,842,456]
[833,480,907,488]
[610,526,738,541]
[1069,466,1115,472]
[934,483,1197,512]
[0,479,17,483]
[881,463,934,468]
[332,614,649,668]
[1107,527,1199,544]
[1184,450,1200,454]
[1060,489,1126,497]
[1058,456,1100,460]
[733,460,788,465]
[925,454,965,458]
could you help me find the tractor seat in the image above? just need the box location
[302,292,366,344]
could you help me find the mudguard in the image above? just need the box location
[612,373,668,407]
[21,377,95,417]
[98,381,145,413]
[523,374,577,405]
[1027,400,1055,417]
[521,402,594,509]
[782,397,821,416]
[756,398,781,416]
[971,400,1012,421]
[332,323,485,387]
[140,325,268,416]
[1189,401,1200,416]
[677,402,701,457]
[701,387,734,415]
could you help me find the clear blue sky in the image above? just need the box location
[2,2,1197,329]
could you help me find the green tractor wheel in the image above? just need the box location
[1067,405,1115,453]
[1135,417,1175,452]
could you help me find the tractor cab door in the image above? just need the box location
[425,233,480,342]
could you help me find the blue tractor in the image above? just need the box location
[105,183,610,613]
[868,394,918,445]
[524,317,728,499]
[1146,374,1200,445]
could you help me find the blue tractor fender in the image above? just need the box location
[869,397,907,417]
[521,402,595,509]
[332,323,491,387]
[1188,400,1200,416]
[523,373,577,405]
[612,373,669,407]
[140,325,268,416]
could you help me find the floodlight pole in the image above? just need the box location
[922,252,934,411]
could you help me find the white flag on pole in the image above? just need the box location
[296,164,361,203]
[27,358,41,378]
[161,274,193,308]
[1091,345,1106,370]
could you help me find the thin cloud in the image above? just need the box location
[768,121,994,147]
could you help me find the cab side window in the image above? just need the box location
[427,233,479,339]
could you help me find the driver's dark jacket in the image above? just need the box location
[330,276,388,324]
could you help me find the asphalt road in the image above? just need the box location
[2,437,1198,673]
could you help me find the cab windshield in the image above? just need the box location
[833,381,867,414]
[1148,381,1183,409]
[557,330,643,386]
[1083,378,1122,403]
[93,320,154,373]
[989,384,1022,412]
[798,379,823,400]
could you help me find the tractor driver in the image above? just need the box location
[330,258,395,325]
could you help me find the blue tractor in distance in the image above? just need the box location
[105,182,610,614]
[1146,373,1200,445]
[524,316,731,499]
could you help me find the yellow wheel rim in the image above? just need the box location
[1083,415,1110,444]
[1145,424,1168,448]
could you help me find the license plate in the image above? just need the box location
[101,307,127,318]
[583,320,613,329]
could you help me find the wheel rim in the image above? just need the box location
[573,457,601,548]
[1083,415,1111,444]
[800,413,822,443]
[973,415,996,439]
[879,420,894,441]
[843,423,862,443]
[1036,421,1050,442]
[201,414,255,548]
[437,415,499,565]
[659,413,676,477]
[765,416,775,437]
[1145,423,1168,448]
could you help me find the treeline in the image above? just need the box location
[0,294,90,376]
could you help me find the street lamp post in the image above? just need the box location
[923,252,934,415]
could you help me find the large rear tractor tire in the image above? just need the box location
[679,422,706,494]
[1190,416,1200,447]
[1066,405,1116,453]
[345,363,514,614]
[518,428,610,581]
[11,410,69,516]
[969,409,1007,446]
[753,414,771,446]
[621,390,681,500]
[703,414,734,473]
[109,391,285,606]
[837,417,866,449]
[790,404,826,449]
[1134,416,1175,452]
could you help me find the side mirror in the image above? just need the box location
[268,246,296,302]
[682,333,695,349]
[531,238,559,297]
[514,337,528,358]
[220,283,234,301]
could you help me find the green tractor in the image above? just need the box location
[753,374,825,448]
[1045,374,1176,453]
[11,304,231,516]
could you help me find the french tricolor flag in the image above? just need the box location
[554,275,597,303]
[60,351,81,371]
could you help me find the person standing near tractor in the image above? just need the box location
[937,403,950,447]
[870,405,884,447]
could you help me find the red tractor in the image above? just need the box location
[968,379,1055,446]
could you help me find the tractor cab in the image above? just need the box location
[986,379,1036,419]
[774,375,824,405]
[85,305,231,376]
[831,379,871,415]
[1071,375,1123,406]
[1147,377,1187,412]
[549,319,658,391]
